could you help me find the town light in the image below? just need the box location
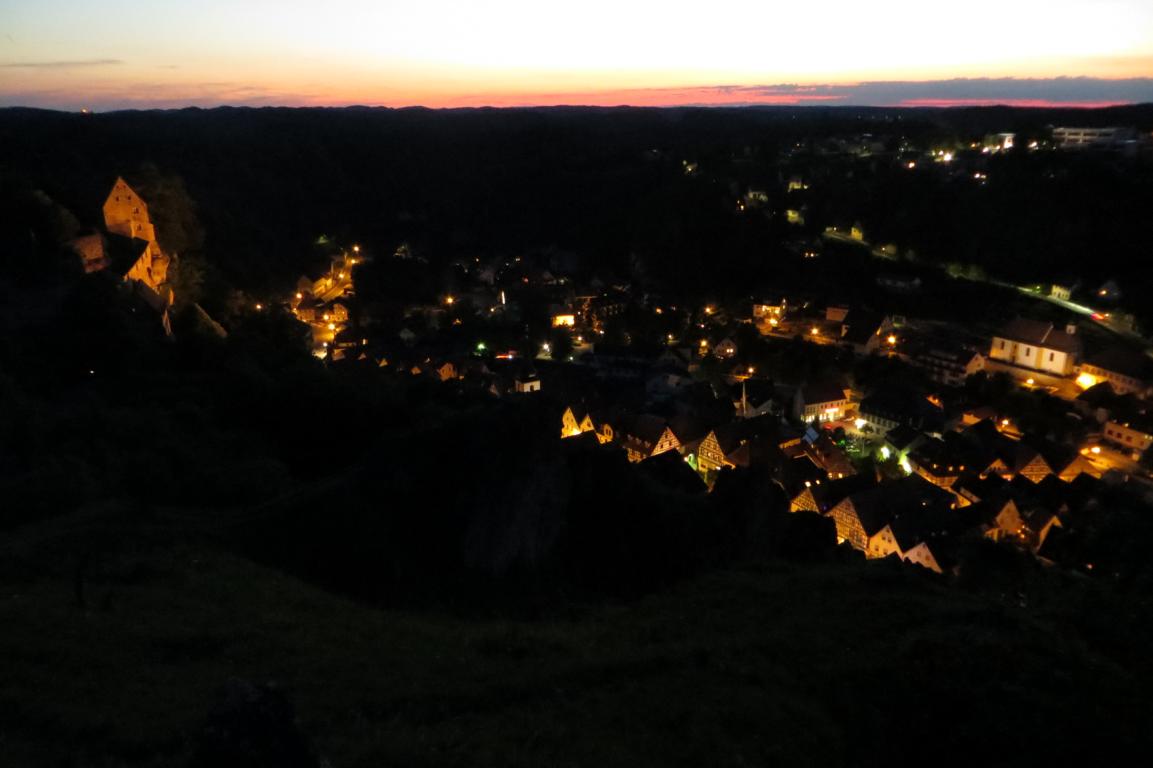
[1025,378,1035,386]
[886,334,897,345]
[769,318,779,327]
[705,306,714,315]
[255,303,263,310]
[327,323,336,330]
[811,327,820,336]
[855,418,867,430]
[1091,446,1101,455]
[295,292,303,300]
[353,245,360,253]
[747,366,755,375]
[445,295,455,305]
[1076,373,1098,390]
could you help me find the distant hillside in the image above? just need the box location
[2,105,1152,310]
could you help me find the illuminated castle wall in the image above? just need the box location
[103,177,171,296]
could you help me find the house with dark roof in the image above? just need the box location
[794,381,854,423]
[839,310,890,356]
[825,475,954,555]
[1078,346,1153,398]
[697,421,757,474]
[799,429,856,479]
[789,474,874,514]
[619,414,681,463]
[882,425,926,463]
[988,317,1081,377]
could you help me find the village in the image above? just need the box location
[55,123,1153,584]
[258,124,1153,578]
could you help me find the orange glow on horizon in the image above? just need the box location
[3,1,1153,110]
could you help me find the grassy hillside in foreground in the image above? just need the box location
[0,512,1146,768]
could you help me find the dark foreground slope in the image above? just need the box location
[0,512,1145,768]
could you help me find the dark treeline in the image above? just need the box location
[2,104,1152,315]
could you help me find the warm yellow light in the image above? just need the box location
[328,323,336,330]
[699,339,708,346]
[705,306,714,315]
[552,314,575,327]
[1001,419,1010,427]
[338,272,345,279]
[886,334,897,345]
[769,318,779,326]
[811,327,819,335]
[445,295,455,305]
[1076,372,1098,390]
[255,303,263,310]
[295,292,303,300]
[655,307,663,315]
[1091,446,1101,454]
[1026,377,1035,386]
[747,366,755,374]
[353,245,360,253]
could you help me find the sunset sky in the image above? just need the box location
[2,0,1152,110]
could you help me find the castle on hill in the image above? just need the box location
[69,177,174,322]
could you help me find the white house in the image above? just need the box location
[988,318,1080,377]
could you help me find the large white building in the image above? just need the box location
[1052,126,1137,150]
[988,318,1080,377]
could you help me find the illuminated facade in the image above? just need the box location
[97,177,172,302]
[988,318,1080,377]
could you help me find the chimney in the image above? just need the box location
[1066,323,1077,335]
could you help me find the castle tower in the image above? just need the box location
[103,177,157,243]
[102,177,171,299]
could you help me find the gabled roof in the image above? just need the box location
[103,233,150,276]
[624,414,672,445]
[847,475,954,535]
[840,310,884,345]
[994,317,1080,354]
[1082,346,1153,381]
[799,381,848,406]
[952,472,1009,504]
[884,425,924,453]
[808,474,875,512]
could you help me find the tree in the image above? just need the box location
[132,164,205,257]
[549,328,574,361]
